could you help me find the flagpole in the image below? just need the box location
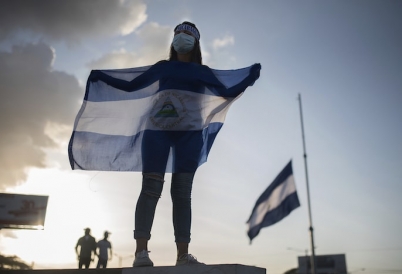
[298,93,317,274]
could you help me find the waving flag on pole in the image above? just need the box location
[247,160,300,243]
[68,61,260,172]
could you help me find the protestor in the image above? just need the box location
[75,228,97,269]
[70,21,261,267]
[96,231,113,268]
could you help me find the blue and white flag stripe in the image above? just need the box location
[69,61,259,172]
[75,89,234,135]
[247,161,300,242]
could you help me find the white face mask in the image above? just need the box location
[172,33,196,54]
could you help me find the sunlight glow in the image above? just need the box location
[1,168,110,268]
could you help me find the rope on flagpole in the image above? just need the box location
[298,93,317,274]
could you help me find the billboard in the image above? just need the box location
[298,254,347,274]
[0,193,49,229]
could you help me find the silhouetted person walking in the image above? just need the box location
[75,228,97,269]
[96,231,113,268]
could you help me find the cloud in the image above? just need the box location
[0,0,147,43]
[88,22,172,69]
[86,49,139,70]
[212,35,235,50]
[204,34,236,68]
[0,43,82,190]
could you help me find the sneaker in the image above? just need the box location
[133,250,154,267]
[176,253,205,266]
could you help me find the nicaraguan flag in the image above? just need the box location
[247,160,300,243]
[68,61,260,172]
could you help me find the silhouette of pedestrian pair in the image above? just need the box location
[75,228,112,269]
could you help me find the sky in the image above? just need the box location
[0,0,401,273]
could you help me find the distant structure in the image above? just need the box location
[0,193,48,230]
[297,254,347,274]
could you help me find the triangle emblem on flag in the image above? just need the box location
[154,97,179,117]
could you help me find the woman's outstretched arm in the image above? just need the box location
[202,63,261,97]
[88,62,165,92]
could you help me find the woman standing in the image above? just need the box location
[134,21,206,267]
[84,21,261,267]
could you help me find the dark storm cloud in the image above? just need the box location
[0,0,149,189]
[0,43,82,190]
[0,0,147,42]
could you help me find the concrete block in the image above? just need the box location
[122,264,266,274]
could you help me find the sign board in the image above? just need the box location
[298,254,347,274]
[0,193,49,229]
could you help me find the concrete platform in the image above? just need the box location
[123,264,265,274]
[1,264,265,274]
